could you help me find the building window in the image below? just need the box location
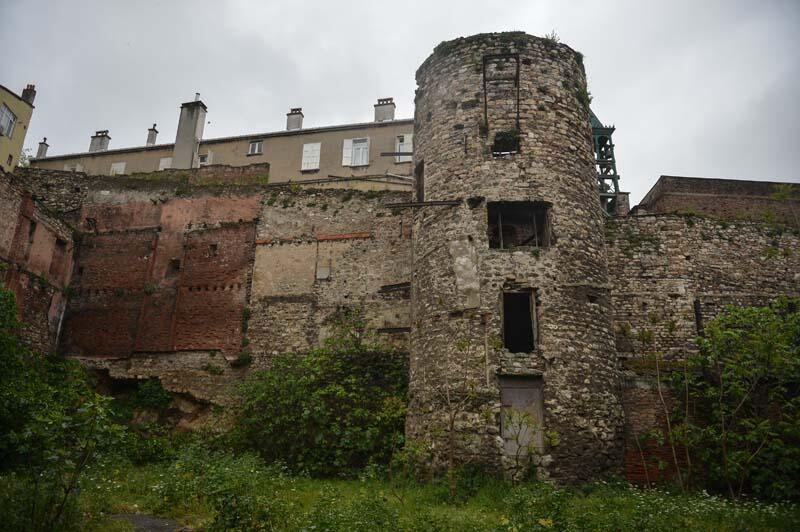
[166,258,181,277]
[198,152,212,166]
[503,290,537,353]
[395,134,413,163]
[342,138,369,167]
[110,162,126,176]
[0,104,16,138]
[301,142,321,171]
[158,157,172,170]
[488,201,551,249]
[248,140,263,155]
[64,163,83,172]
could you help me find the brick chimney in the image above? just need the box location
[374,97,395,122]
[172,94,207,169]
[146,123,158,146]
[21,84,36,106]
[36,137,49,158]
[286,108,303,131]
[89,130,111,152]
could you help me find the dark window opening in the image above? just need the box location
[491,129,520,155]
[209,243,218,256]
[488,201,550,249]
[414,160,425,202]
[166,258,181,277]
[503,291,536,353]
[693,299,704,336]
[27,220,36,244]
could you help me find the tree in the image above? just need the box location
[0,288,123,530]
[672,298,800,500]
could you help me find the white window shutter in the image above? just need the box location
[364,137,370,164]
[342,138,353,166]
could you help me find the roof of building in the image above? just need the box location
[31,117,414,163]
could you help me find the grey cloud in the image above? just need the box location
[2,0,797,202]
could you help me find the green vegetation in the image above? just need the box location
[2,288,799,530]
[232,308,408,476]
[69,454,800,531]
[667,298,800,501]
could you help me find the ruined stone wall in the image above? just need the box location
[249,188,412,366]
[639,175,800,224]
[0,169,73,353]
[607,213,800,482]
[23,170,414,408]
[409,33,624,482]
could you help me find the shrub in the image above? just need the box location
[672,297,800,501]
[233,308,408,476]
[0,288,124,530]
[154,445,297,531]
[301,487,399,531]
[133,379,171,411]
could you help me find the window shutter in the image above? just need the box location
[342,139,353,166]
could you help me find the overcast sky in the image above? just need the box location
[2,0,798,203]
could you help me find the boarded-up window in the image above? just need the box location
[500,376,544,459]
[301,142,321,170]
[488,201,551,249]
[503,290,536,353]
[158,157,172,170]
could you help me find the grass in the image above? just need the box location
[72,457,800,531]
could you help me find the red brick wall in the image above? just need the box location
[0,170,73,353]
[63,195,259,359]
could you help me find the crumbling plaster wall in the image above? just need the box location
[248,188,412,366]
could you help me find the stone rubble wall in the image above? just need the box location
[607,213,800,482]
[410,32,624,482]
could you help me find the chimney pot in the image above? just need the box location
[21,84,36,105]
[374,97,395,122]
[88,130,111,152]
[146,123,159,146]
[286,107,304,131]
[36,137,49,158]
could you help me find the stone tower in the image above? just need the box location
[407,32,624,482]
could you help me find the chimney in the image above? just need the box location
[21,84,36,106]
[36,137,49,158]
[88,130,111,152]
[172,96,207,169]
[286,108,303,131]
[374,97,395,122]
[146,123,158,146]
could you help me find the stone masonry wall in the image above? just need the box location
[607,213,800,482]
[409,32,624,482]
[23,170,414,408]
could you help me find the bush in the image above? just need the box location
[154,445,297,531]
[672,297,800,501]
[0,288,123,530]
[301,487,399,531]
[233,308,408,476]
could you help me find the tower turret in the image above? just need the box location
[407,32,624,482]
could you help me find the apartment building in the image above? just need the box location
[30,97,414,183]
[0,83,36,172]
